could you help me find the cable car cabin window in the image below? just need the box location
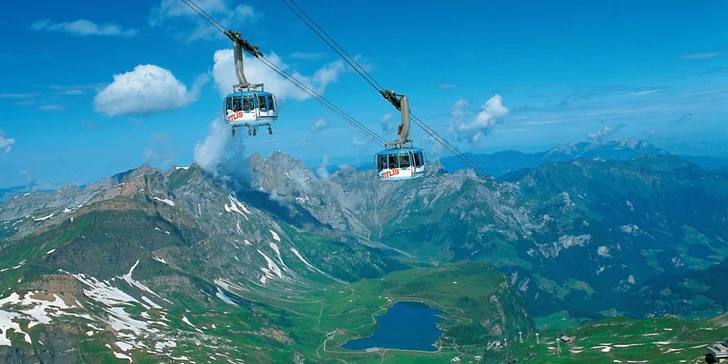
[399,153,411,168]
[412,152,421,167]
[378,155,387,170]
[258,96,267,111]
[388,155,398,169]
[225,98,233,111]
[232,97,242,111]
[243,96,253,111]
[267,95,275,111]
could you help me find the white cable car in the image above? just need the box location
[374,91,426,181]
[222,31,278,137]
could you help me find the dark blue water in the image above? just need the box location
[341,301,444,352]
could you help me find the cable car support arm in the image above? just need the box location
[225,30,265,92]
[380,89,412,150]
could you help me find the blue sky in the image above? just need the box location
[0,0,727,188]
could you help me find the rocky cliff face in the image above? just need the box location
[235,151,728,320]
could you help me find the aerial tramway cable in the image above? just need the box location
[180,0,386,146]
[279,0,494,179]
[180,0,490,199]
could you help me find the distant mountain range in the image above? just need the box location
[439,138,728,177]
[306,138,728,178]
[3,138,728,361]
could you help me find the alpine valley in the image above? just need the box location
[2,138,728,363]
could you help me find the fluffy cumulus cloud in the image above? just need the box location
[448,95,509,143]
[311,116,328,132]
[212,49,345,102]
[0,130,15,154]
[94,65,207,116]
[587,124,626,142]
[149,0,256,42]
[30,19,138,37]
[194,119,232,174]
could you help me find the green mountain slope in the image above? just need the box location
[245,151,728,324]
[0,163,533,363]
[508,315,728,364]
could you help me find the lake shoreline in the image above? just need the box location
[339,299,446,353]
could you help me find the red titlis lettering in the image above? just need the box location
[227,111,244,122]
[381,168,400,178]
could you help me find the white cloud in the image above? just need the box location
[30,19,138,37]
[194,119,232,174]
[38,105,65,111]
[0,130,15,154]
[422,134,444,157]
[448,95,509,143]
[380,113,394,133]
[212,49,345,102]
[522,120,562,126]
[352,137,367,146]
[94,65,206,116]
[587,124,626,142]
[311,116,328,132]
[149,0,257,42]
[316,154,329,179]
[682,52,720,60]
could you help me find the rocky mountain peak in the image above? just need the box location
[264,150,304,169]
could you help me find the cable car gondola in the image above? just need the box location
[222,31,278,137]
[375,91,426,181]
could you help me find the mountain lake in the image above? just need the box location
[341,301,445,352]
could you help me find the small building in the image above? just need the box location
[706,339,728,363]
[559,333,574,343]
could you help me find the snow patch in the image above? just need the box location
[113,351,132,361]
[290,248,328,276]
[119,260,165,300]
[0,291,89,345]
[152,197,175,207]
[215,289,238,306]
[181,315,203,334]
[257,250,283,278]
[33,213,54,222]
[270,230,281,242]
[269,243,288,271]
[224,195,249,220]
